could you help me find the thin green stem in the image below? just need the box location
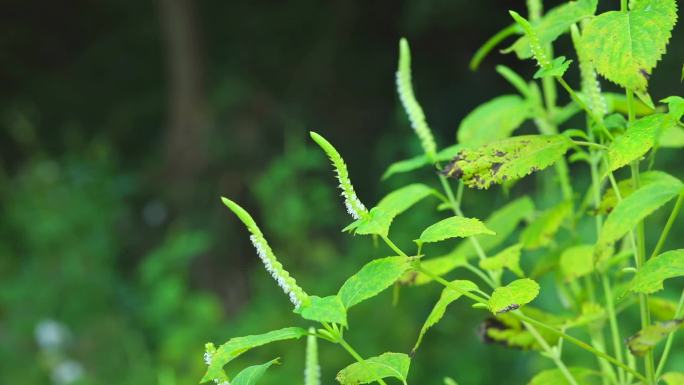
[469,24,518,71]
[655,288,684,377]
[521,318,579,385]
[463,262,497,289]
[332,328,389,385]
[556,77,613,140]
[515,313,648,383]
[621,0,628,12]
[572,140,609,150]
[413,264,489,304]
[649,192,684,259]
[602,275,626,385]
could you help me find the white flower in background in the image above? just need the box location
[51,360,84,385]
[35,319,68,350]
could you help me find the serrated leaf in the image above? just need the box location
[300,296,347,326]
[397,38,437,158]
[338,256,410,309]
[479,244,524,277]
[457,95,531,147]
[596,181,683,256]
[534,56,573,79]
[488,278,540,314]
[663,372,684,385]
[410,197,534,285]
[413,280,479,352]
[630,249,684,294]
[416,216,494,245]
[441,135,572,189]
[336,353,410,385]
[596,171,681,214]
[520,201,571,250]
[231,358,280,385]
[505,0,598,59]
[202,328,307,383]
[582,0,678,90]
[606,113,676,171]
[626,319,683,356]
[559,245,595,282]
[528,367,598,385]
[305,328,320,385]
[345,184,436,236]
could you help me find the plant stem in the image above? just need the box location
[655,288,684,377]
[469,24,518,71]
[330,326,389,385]
[602,275,626,385]
[572,140,609,150]
[649,192,684,259]
[555,76,613,140]
[521,318,579,385]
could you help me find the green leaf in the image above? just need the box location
[534,56,573,79]
[479,244,524,277]
[663,95,684,122]
[626,319,683,356]
[441,135,572,189]
[659,125,684,148]
[338,256,410,309]
[604,92,655,116]
[484,306,563,350]
[596,181,683,256]
[527,367,598,385]
[305,328,320,385]
[488,278,540,314]
[300,296,347,326]
[382,145,462,180]
[648,297,682,322]
[231,358,280,385]
[520,201,571,250]
[396,38,437,158]
[582,0,678,90]
[410,197,534,285]
[663,372,684,385]
[202,327,308,383]
[559,245,595,282]
[596,171,681,215]
[336,353,410,385]
[310,132,368,220]
[345,184,436,236]
[416,216,495,245]
[630,249,684,294]
[505,0,598,59]
[606,113,676,172]
[413,280,479,352]
[457,95,531,147]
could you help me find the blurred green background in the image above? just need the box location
[1,1,682,384]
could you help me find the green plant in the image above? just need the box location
[206,0,684,383]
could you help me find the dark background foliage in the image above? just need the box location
[1,1,682,384]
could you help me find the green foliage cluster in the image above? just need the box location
[211,1,684,384]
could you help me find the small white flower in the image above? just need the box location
[204,351,213,366]
[250,235,303,309]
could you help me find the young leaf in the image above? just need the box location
[336,352,411,385]
[533,56,573,79]
[231,358,280,385]
[488,278,540,314]
[606,114,676,172]
[479,244,524,277]
[520,201,571,250]
[505,0,598,59]
[305,328,321,385]
[559,245,595,282]
[300,296,347,326]
[310,132,368,220]
[382,145,462,180]
[582,0,678,90]
[457,95,531,147]
[441,135,573,189]
[413,280,479,352]
[596,171,681,214]
[202,327,308,383]
[221,198,309,310]
[396,38,437,158]
[344,184,436,236]
[662,372,684,385]
[410,197,534,285]
[626,319,684,356]
[663,95,684,122]
[527,367,598,385]
[338,256,410,309]
[595,181,683,256]
[415,216,494,245]
[630,249,684,294]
